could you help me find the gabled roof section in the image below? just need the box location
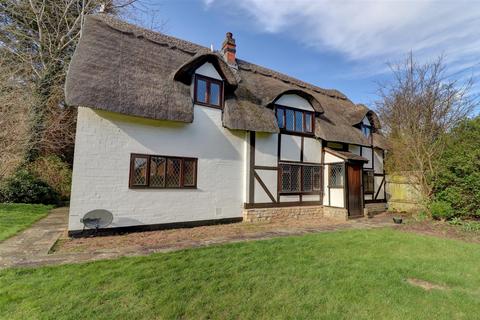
[324,148,368,162]
[268,89,324,114]
[346,104,382,130]
[174,52,238,88]
[65,14,386,145]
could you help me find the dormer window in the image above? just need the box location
[194,74,223,108]
[276,105,314,135]
[362,125,372,138]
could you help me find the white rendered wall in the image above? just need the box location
[362,116,371,126]
[69,104,246,231]
[195,62,222,79]
[280,134,301,161]
[275,94,314,111]
[374,149,384,174]
[362,146,373,169]
[324,152,343,164]
[375,176,385,200]
[254,170,277,203]
[255,133,277,167]
[303,137,322,163]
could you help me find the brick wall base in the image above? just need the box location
[243,205,324,222]
[323,206,349,221]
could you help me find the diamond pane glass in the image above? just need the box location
[313,166,321,191]
[305,113,312,132]
[184,160,196,186]
[276,108,285,128]
[210,82,220,106]
[363,170,374,193]
[329,164,344,187]
[196,78,207,103]
[166,158,181,187]
[295,111,303,132]
[303,166,314,192]
[280,164,301,192]
[132,157,147,186]
[150,157,165,187]
[285,109,294,131]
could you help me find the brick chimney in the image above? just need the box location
[222,32,236,65]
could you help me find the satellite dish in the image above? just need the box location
[80,209,113,230]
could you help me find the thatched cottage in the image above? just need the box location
[65,15,388,235]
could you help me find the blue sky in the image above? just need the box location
[134,0,480,108]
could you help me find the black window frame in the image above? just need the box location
[194,74,224,109]
[129,153,198,189]
[279,162,322,195]
[275,105,314,136]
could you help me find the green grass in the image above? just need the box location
[1,229,480,319]
[0,203,53,241]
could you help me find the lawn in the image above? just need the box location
[0,203,53,242]
[1,228,479,319]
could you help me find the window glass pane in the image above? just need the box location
[183,159,196,186]
[210,82,221,106]
[362,126,371,137]
[290,165,301,192]
[132,157,148,186]
[150,157,165,187]
[285,109,294,131]
[303,166,313,192]
[295,111,304,132]
[276,108,285,128]
[313,167,321,191]
[281,165,291,192]
[363,171,374,193]
[196,78,207,103]
[305,113,312,132]
[329,164,344,187]
[166,158,181,187]
[280,164,301,192]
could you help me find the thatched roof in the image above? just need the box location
[65,14,386,148]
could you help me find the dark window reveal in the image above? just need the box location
[280,164,322,194]
[276,105,314,135]
[194,75,223,108]
[363,170,374,194]
[130,154,197,189]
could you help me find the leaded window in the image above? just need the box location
[328,164,344,188]
[363,170,374,194]
[280,163,322,193]
[129,154,197,189]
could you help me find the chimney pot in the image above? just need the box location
[222,32,236,65]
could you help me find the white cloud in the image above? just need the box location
[206,0,480,79]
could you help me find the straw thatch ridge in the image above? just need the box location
[65,14,387,147]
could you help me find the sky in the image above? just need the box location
[135,0,480,108]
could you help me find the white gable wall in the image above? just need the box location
[194,62,222,79]
[69,103,246,231]
[275,94,314,111]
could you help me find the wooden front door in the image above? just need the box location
[347,164,363,217]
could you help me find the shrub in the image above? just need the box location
[29,156,72,200]
[429,200,454,221]
[0,169,60,204]
[433,117,480,219]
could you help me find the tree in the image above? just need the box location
[0,0,141,166]
[434,117,480,218]
[376,53,477,204]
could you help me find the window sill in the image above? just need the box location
[129,186,198,190]
[194,100,223,109]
